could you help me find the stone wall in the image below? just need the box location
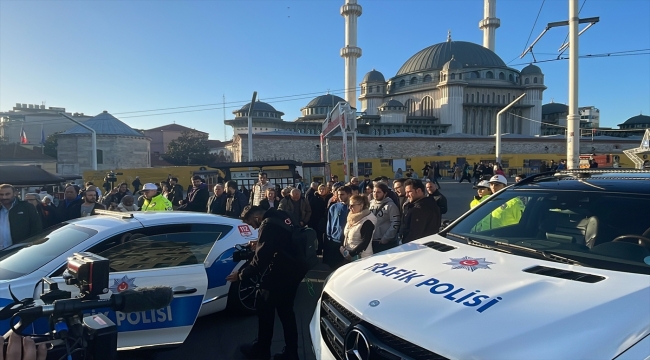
[57,135,150,174]
[234,134,639,162]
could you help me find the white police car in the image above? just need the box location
[0,211,258,350]
[310,170,650,360]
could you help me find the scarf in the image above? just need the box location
[347,209,370,228]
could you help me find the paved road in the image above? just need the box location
[119,180,477,360]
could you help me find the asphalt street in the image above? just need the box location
[118,180,477,360]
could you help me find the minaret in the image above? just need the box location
[340,0,362,109]
[479,0,500,52]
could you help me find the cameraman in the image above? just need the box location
[226,206,306,360]
[2,333,46,360]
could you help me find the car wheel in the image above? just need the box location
[227,263,258,315]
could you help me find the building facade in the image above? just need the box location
[56,111,150,175]
[0,103,92,144]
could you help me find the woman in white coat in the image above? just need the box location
[340,194,376,263]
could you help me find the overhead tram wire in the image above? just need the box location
[558,0,588,58]
[9,49,649,123]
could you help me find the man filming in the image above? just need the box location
[226,206,307,360]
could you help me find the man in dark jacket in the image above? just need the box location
[426,181,448,215]
[102,182,131,208]
[227,206,305,360]
[0,184,42,248]
[401,179,441,243]
[178,176,209,212]
[131,176,142,193]
[206,183,227,215]
[224,180,248,218]
[57,184,83,222]
[278,188,311,227]
[168,177,184,206]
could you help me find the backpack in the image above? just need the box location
[266,217,319,271]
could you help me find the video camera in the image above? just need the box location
[232,243,255,262]
[0,252,173,360]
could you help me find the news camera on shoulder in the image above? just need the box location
[0,253,173,360]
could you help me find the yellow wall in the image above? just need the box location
[83,166,208,188]
[324,153,635,179]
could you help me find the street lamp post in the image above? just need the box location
[495,93,526,165]
[59,112,97,170]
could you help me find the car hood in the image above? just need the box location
[324,235,650,360]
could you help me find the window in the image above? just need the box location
[459,73,462,79]
[369,86,372,93]
[450,73,455,80]
[410,77,417,85]
[405,99,416,116]
[499,72,505,80]
[96,149,103,165]
[482,94,485,103]
[421,96,434,117]
[0,223,98,280]
[486,71,494,79]
[471,94,474,102]
[533,77,538,84]
[525,78,530,84]
[86,224,232,272]
[423,75,432,83]
[509,74,514,82]
[399,79,406,87]
[471,71,480,79]
[349,162,372,176]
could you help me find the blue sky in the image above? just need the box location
[1,0,649,140]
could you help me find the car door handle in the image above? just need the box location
[172,286,197,295]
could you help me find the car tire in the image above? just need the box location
[227,263,259,315]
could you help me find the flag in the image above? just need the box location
[40,125,45,145]
[20,127,28,144]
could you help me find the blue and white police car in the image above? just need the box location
[311,169,650,360]
[0,211,258,350]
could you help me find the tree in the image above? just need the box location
[165,131,215,165]
[43,133,60,159]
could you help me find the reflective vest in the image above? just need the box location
[142,194,173,211]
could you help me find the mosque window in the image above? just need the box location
[96,150,103,165]
[421,96,434,117]
[499,72,505,80]
[399,79,405,87]
[508,93,511,102]
[369,87,373,93]
[410,77,417,85]
[471,94,474,102]
[487,95,490,103]
[533,77,538,83]
[509,74,514,82]
[459,73,462,79]
[486,71,494,79]
[465,94,469,103]
[450,73,455,80]
[470,71,480,79]
[524,78,530,84]
[497,95,500,103]
[482,94,485,103]
[423,74,432,83]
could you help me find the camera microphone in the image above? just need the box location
[7,286,174,337]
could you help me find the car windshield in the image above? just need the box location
[446,189,650,275]
[0,223,98,280]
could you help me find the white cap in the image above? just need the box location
[141,183,158,191]
[473,180,490,189]
[488,174,508,186]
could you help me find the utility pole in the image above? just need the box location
[496,94,526,165]
[567,0,580,169]
[519,4,598,170]
[247,91,257,162]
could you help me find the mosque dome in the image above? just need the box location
[542,103,568,116]
[233,101,284,119]
[62,111,144,137]
[619,114,650,127]
[396,41,506,76]
[362,69,386,83]
[521,64,542,75]
[304,94,346,108]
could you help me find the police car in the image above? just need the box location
[0,211,259,350]
[311,169,650,360]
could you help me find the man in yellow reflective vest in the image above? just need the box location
[486,174,524,228]
[140,183,173,211]
[470,180,492,209]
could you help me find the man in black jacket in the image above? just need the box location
[57,184,83,222]
[206,183,227,215]
[426,181,448,215]
[224,180,248,218]
[0,184,42,248]
[178,176,209,212]
[227,206,305,360]
[168,177,184,206]
[401,179,441,243]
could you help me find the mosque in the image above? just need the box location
[226,0,544,139]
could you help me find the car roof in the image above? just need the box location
[512,169,650,194]
[66,211,245,228]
